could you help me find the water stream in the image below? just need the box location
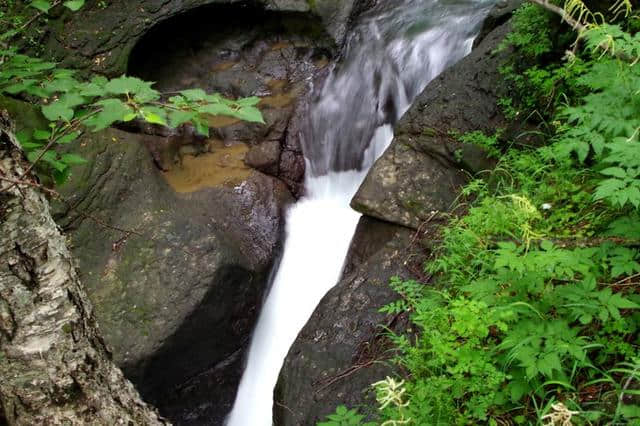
[227,1,495,424]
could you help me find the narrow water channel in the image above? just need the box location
[227,1,496,424]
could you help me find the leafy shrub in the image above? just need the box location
[371,3,640,425]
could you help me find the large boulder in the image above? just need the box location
[42,0,363,77]
[351,20,514,230]
[51,127,292,424]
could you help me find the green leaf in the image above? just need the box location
[236,96,261,107]
[104,76,159,102]
[191,117,209,137]
[63,0,85,11]
[58,131,80,145]
[30,0,52,13]
[20,141,44,150]
[42,101,74,122]
[53,168,71,185]
[180,89,208,101]
[60,153,87,165]
[601,167,628,179]
[44,77,81,94]
[2,79,38,95]
[83,98,133,131]
[140,107,167,126]
[33,129,50,141]
[168,110,196,128]
[234,106,264,124]
[197,103,235,116]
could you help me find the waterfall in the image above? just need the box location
[226,1,495,424]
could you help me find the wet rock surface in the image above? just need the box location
[351,20,514,230]
[43,0,362,77]
[127,3,336,196]
[274,217,420,425]
[50,127,293,425]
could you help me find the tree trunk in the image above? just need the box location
[0,110,169,425]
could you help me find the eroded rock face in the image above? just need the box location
[351,21,514,230]
[43,0,361,77]
[51,128,293,424]
[274,217,417,425]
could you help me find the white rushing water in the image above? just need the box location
[227,1,495,425]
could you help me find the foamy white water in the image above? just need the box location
[227,1,496,424]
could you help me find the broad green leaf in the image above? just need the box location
[42,101,74,122]
[180,89,207,101]
[58,131,80,144]
[44,77,80,94]
[234,106,264,124]
[168,110,196,128]
[2,79,38,95]
[33,129,50,141]
[30,0,52,13]
[197,103,235,116]
[53,168,71,185]
[141,109,167,126]
[52,69,76,79]
[83,98,133,131]
[63,0,85,11]
[104,76,159,102]
[236,96,261,107]
[601,167,627,179]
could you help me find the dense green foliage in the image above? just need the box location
[323,1,640,424]
[0,0,262,184]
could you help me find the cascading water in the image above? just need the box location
[227,1,495,424]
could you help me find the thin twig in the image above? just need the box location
[528,0,586,32]
[314,360,377,394]
[0,175,58,196]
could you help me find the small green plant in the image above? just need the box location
[456,130,502,158]
[317,406,376,426]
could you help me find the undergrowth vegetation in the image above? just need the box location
[323,1,640,424]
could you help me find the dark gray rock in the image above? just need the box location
[43,0,362,77]
[51,128,293,424]
[475,0,524,46]
[351,21,513,230]
[274,217,417,425]
[246,140,281,175]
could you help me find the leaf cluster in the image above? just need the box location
[0,2,264,184]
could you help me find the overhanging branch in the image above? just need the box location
[527,0,587,32]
